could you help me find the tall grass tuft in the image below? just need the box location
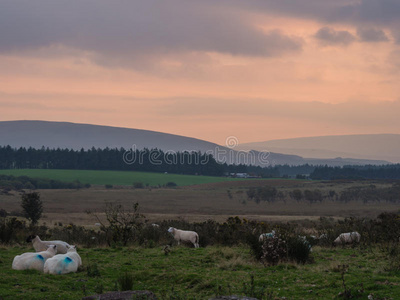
[117,272,134,291]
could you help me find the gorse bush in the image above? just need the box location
[246,233,263,261]
[50,223,107,248]
[287,237,312,264]
[261,235,287,266]
[0,217,27,244]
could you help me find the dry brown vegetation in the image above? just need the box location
[1,179,399,226]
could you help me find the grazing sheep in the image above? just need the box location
[27,235,70,254]
[259,230,276,242]
[168,227,199,248]
[12,245,57,272]
[333,232,361,245]
[44,245,82,275]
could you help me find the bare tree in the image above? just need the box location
[89,202,146,246]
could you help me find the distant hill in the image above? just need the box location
[0,120,220,153]
[0,121,390,166]
[237,134,400,163]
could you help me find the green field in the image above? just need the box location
[1,245,399,299]
[0,169,243,187]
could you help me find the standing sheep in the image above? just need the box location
[44,245,82,275]
[12,245,57,272]
[333,232,361,245]
[27,235,70,254]
[168,227,199,248]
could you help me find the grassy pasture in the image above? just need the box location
[0,169,243,187]
[1,245,400,299]
[2,173,400,299]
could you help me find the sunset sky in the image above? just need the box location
[1,0,399,145]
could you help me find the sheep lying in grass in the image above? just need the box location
[12,245,57,272]
[168,227,199,248]
[44,245,82,275]
[333,232,361,246]
[259,230,276,242]
[27,235,70,254]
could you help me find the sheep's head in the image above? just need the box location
[66,245,77,252]
[167,227,174,233]
[46,245,57,253]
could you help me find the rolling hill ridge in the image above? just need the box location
[0,120,391,166]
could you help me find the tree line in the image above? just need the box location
[310,165,400,180]
[1,146,399,179]
[0,145,306,177]
[243,184,400,204]
[0,146,225,176]
[0,174,88,192]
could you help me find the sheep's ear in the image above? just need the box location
[66,245,70,249]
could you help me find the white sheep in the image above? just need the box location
[333,232,361,245]
[44,245,82,275]
[259,230,276,242]
[168,227,199,248]
[27,235,70,254]
[12,245,57,272]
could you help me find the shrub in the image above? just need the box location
[287,237,312,264]
[0,209,7,218]
[165,182,177,188]
[246,234,263,261]
[50,223,107,247]
[133,182,144,189]
[0,217,28,244]
[89,202,146,246]
[261,235,287,266]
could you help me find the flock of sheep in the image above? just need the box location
[168,226,361,249]
[11,227,361,274]
[12,235,82,275]
[11,227,199,274]
[259,230,361,246]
